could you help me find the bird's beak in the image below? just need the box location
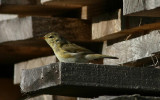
[42,37,46,39]
[39,37,45,40]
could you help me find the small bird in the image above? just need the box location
[44,32,118,63]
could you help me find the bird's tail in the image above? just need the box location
[85,54,118,61]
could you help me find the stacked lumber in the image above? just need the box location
[102,0,160,68]
[123,0,160,17]
[21,62,160,97]
[0,0,160,100]
[14,56,76,100]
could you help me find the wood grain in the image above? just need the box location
[92,9,121,40]
[123,0,160,17]
[32,17,91,42]
[1,0,39,5]
[41,0,122,19]
[92,95,160,100]
[0,5,81,18]
[0,16,33,43]
[21,62,160,97]
[0,14,18,21]
[103,30,160,67]
[14,56,56,84]
[0,16,91,43]
[92,9,160,41]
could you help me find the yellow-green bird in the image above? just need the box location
[44,32,118,63]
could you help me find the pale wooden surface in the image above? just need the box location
[27,95,76,100]
[103,30,160,66]
[27,95,53,100]
[14,56,56,84]
[78,98,91,100]
[123,0,160,17]
[92,9,160,41]
[0,16,91,43]
[41,0,51,4]
[14,56,77,100]
[0,14,18,21]
[14,56,56,100]
[92,96,117,100]
[92,9,121,40]
[92,95,160,100]
[0,16,33,43]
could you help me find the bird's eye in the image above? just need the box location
[49,36,54,38]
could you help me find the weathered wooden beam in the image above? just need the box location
[123,0,160,17]
[32,17,91,42]
[92,10,121,40]
[92,9,160,41]
[0,14,18,21]
[14,56,76,100]
[14,56,56,84]
[41,0,105,5]
[0,16,33,43]
[0,0,82,18]
[0,5,81,18]
[103,30,160,67]
[21,62,160,97]
[26,95,53,100]
[92,95,160,100]
[0,0,121,19]
[1,0,39,5]
[0,16,91,43]
[41,0,122,19]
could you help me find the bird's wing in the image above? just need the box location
[61,43,94,54]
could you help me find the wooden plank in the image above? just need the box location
[41,0,122,19]
[14,55,76,100]
[0,0,81,18]
[41,0,122,7]
[41,0,105,5]
[123,0,160,17]
[1,0,39,5]
[14,56,56,84]
[92,9,121,40]
[0,16,33,43]
[78,98,90,100]
[0,14,18,21]
[103,30,160,67]
[0,5,81,18]
[21,62,160,97]
[0,0,122,19]
[92,9,160,41]
[32,17,91,42]
[92,95,160,100]
[27,95,53,100]
[53,96,76,100]
[0,16,91,43]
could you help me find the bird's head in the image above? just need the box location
[44,32,61,44]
